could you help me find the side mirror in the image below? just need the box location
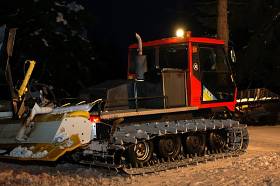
[135,55,147,80]
[230,49,236,63]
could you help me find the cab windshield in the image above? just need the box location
[128,44,188,74]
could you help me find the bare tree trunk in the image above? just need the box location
[217,0,229,53]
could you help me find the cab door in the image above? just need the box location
[198,44,235,103]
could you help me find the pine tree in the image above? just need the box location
[217,0,228,52]
[0,0,97,97]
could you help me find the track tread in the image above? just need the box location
[82,119,248,175]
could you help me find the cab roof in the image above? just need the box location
[129,37,225,49]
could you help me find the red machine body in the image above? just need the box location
[128,35,237,112]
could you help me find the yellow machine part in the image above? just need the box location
[18,60,36,99]
[1,135,81,162]
[66,111,90,119]
[33,111,89,123]
[37,135,81,161]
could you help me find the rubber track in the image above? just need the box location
[80,119,248,175]
[122,150,244,175]
[112,119,249,175]
[112,119,242,145]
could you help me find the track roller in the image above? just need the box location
[208,130,227,151]
[157,135,181,159]
[127,140,154,167]
[183,133,206,155]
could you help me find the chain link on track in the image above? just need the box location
[122,150,244,175]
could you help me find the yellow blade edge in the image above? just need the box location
[0,135,81,162]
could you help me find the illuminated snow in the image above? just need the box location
[56,12,67,25]
[64,138,74,147]
[59,139,74,149]
[9,146,48,159]
[42,38,49,47]
[54,132,69,143]
[67,2,84,12]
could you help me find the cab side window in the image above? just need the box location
[159,44,188,70]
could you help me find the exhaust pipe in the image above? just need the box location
[134,33,147,80]
[135,33,142,55]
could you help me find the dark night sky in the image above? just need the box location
[1,0,280,96]
[91,1,200,43]
[1,0,201,96]
[88,0,280,92]
[88,0,199,79]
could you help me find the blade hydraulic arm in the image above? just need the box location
[18,60,36,100]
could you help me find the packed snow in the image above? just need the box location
[9,146,48,159]
[54,132,69,143]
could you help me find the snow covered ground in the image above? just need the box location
[0,126,280,186]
